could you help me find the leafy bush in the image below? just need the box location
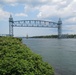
[0,37,54,75]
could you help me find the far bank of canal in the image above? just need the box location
[23,38,76,75]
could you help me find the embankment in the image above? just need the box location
[0,36,54,75]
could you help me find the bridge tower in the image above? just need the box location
[9,15,13,36]
[9,15,62,38]
[57,18,62,39]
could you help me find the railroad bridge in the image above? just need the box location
[9,15,62,38]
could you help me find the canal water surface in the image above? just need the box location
[22,38,76,75]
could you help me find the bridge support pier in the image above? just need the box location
[9,15,13,36]
[57,18,62,39]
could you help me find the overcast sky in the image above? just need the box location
[0,0,76,37]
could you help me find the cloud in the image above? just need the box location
[0,0,76,35]
[62,24,76,34]
[37,5,58,19]
[1,0,17,3]
[24,4,39,13]
[15,13,28,17]
[64,17,76,25]
[0,0,47,5]
[0,8,10,20]
[37,0,76,20]
[0,0,76,20]
[0,0,76,24]
[0,0,18,6]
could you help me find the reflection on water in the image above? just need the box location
[22,38,76,75]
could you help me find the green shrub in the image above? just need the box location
[0,37,54,75]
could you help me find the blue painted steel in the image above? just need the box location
[9,15,62,38]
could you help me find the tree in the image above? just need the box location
[0,37,54,75]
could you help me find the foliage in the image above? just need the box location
[31,35,58,38]
[0,37,54,75]
[31,34,76,38]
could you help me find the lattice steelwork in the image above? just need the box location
[9,15,62,38]
[13,20,58,28]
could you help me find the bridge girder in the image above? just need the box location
[13,20,58,28]
[9,15,62,38]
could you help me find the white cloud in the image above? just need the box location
[24,5,39,13]
[2,0,17,3]
[37,0,76,20]
[62,25,76,34]
[64,17,76,24]
[37,5,58,19]
[15,13,28,17]
[0,0,18,6]
[0,8,10,20]
[10,3,18,6]
[0,0,76,24]
[40,0,47,2]
[0,0,76,35]
[52,0,62,3]
[0,0,76,21]
[0,0,48,4]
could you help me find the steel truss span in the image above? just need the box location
[9,15,62,39]
[13,20,58,28]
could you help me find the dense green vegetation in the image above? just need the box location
[0,37,54,75]
[31,34,76,38]
[67,34,76,38]
[31,35,58,38]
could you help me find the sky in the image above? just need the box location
[0,0,76,37]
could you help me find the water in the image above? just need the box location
[22,38,76,75]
